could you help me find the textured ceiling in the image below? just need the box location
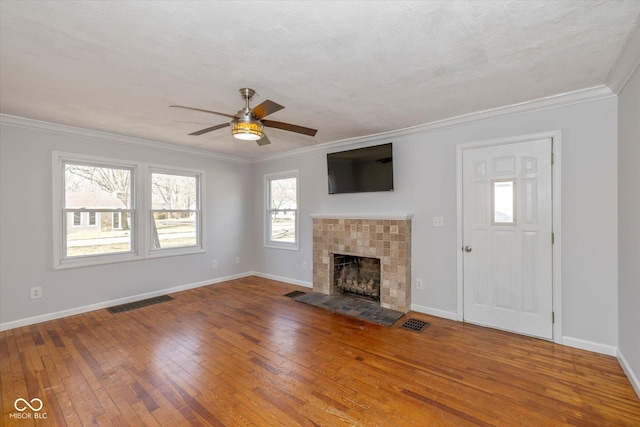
[1,1,639,160]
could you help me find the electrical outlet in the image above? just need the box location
[303,261,308,270]
[416,279,423,290]
[235,256,240,264]
[30,287,42,299]
[212,259,218,268]
[432,216,444,227]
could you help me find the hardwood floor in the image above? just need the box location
[2,276,639,426]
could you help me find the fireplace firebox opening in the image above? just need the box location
[332,254,381,302]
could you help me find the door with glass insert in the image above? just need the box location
[462,138,553,339]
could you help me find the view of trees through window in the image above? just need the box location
[151,172,198,249]
[64,164,133,257]
[268,176,297,244]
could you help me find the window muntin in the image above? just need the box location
[266,172,298,249]
[63,163,134,258]
[150,171,200,250]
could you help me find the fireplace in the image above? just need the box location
[333,254,381,301]
[311,214,413,312]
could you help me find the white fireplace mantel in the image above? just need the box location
[309,213,414,220]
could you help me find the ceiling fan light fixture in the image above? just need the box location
[231,119,264,140]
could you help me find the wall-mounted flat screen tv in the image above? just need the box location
[327,143,394,194]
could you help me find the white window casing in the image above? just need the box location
[53,152,204,269]
[265,170,299,251]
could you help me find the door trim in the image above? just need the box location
[456,131,562,342]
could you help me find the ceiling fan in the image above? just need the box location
[171,88,318,146]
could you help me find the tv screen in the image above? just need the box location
[327,143,394,194]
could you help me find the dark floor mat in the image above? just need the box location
[294,292,404,327]
[106,295,174,314]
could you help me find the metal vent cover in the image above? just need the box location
[400,318,430,333]
[283,290,306,299]
[107,295,174,314]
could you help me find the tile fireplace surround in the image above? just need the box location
[311,214,413,312]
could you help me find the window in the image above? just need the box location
[151,171,200,250]
[63,162,134,258]
[112,212,122,229]
[266,171,299,250]
[492,179,516,225]
[54,152,205,269]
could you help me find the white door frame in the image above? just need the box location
[456,130,562,342]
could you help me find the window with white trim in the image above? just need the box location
[265,171,299,250]
[151,170,201,250]
[54,152,205,269]
[62,162,134,258]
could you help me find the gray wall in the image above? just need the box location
[0,121,254,327]
[1,89,634,391]
[253,96,620,353]
[618,62,640,395]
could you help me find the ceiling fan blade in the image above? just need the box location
[256,134,271,146]
[262,119,318,137]
[252,100,285,119]
[189,123,230,136]
[170,105,236,119]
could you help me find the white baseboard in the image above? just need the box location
[410,303,458,321]
[251,271,313,288]
[0,272,252,331]
[561,336,618,356]
[618,349,640,399]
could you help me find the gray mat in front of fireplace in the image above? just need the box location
[294,292,404,327]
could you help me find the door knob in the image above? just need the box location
[464,246,472,252]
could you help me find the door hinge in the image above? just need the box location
[551,152,555,165]
[552,233,555,244]
[552,312,555,324]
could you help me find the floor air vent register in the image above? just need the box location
[107,295,174,314]
[400,318,430,333]
[283,291,307,298]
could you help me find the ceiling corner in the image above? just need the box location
[606,19,640,94]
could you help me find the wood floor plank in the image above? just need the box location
[2,276,639,426]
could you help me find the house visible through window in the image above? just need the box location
[151,171,200,250]
[266,171,298,249]
[55,153,205,269]
[63,162,133,258]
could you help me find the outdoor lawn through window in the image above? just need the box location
[267,174,297,245]
[151,172,199,249]
[64,163,133,258]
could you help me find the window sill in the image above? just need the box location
[147,246,205,259]
[265,242,299,251]
[54,252,142,270]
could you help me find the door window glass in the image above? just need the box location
[492,179,515,225]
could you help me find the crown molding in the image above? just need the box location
[0,114,251,164]
[255,85,614,163]
[1,82,616,166]
[607,19,640,94]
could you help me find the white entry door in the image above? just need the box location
[462,138,553,339]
